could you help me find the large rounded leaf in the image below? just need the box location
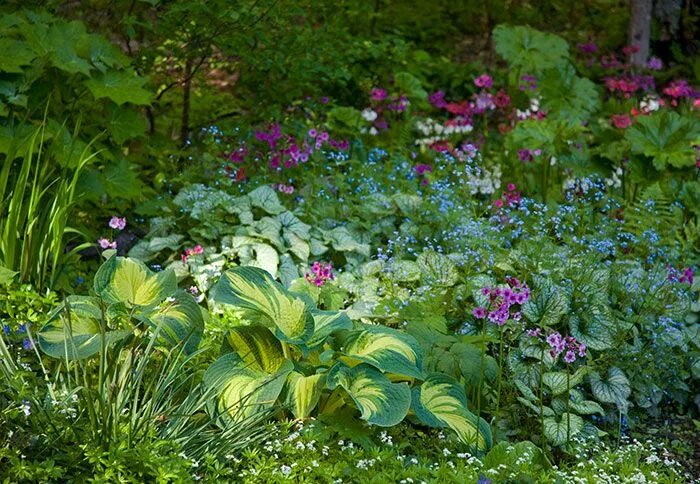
[222,324,285,373]
[412,374,492,451]
[329,363,411,427]
[543,413,583,446]
[94,256,176,308]
[589,367,631,411]
[203,352,293,422]
[282,371,326,419]
[340,325,423,379]
[210,266,313,344]
[143,290,203,354]
[38,295,131,360]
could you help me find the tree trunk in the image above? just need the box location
[629,0,653,66]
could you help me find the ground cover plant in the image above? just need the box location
[1,1,699,482]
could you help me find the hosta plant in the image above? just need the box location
[204,266,493,452]
[37,254,204,360]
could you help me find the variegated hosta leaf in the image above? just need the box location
[329,363,411,427]
[141,290,203,354]
[210,266,314,344]
[203,352,293,422]
[94,256,176,308]
[412,374,492,451]
[543,413,583,446]
[340,325,423,379]
[38,296,131,360]
[306,310,352,348]
[222,324,286,373]
[283,371,326,419]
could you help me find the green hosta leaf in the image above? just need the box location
[307,310,352,348]
[248,185,285,214]
[543,413,583,446]
[412,374,492,451]
[330,363,411,427]
[38,296,131,360]
[589,367,630,411]
[84,69,153,105]
[521,277,569,326]
[341,326,423,379]
[222,325,285,373]
[210,266,314,344]
[203,352,292,421]
[283,371,326,419]
[143,290,203,354]
[94,256,176,308]
[542,368,588,396]
[417,250,459,287]
[625,111,700,169]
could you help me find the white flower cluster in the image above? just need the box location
[466,164,502,195]
[605,166,623,188]
[516,97,542,120]
[414,117,472,147]
[640,95,661,113]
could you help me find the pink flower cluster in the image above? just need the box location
[181,245,203,264]
[472,276,530,326]
[98,216,126,250]
[493,183,522,209]
[276,183,294,194]
[109,216,126,230]
[545,332,587,363]
[662,80,697,106]
[305,261,334,287]
[610,114,632,129]
[604,75,655,98]
[98,238,117,250]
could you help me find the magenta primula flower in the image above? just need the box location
[370,88,387,101]
[97,238,117,250]
[305,261,334,287]
[474,74,493,89]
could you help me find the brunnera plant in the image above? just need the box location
[204,266,493,452]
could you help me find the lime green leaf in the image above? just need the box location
[143,290,203,353]
[209,266,314,344]
[0,265,18,286]
[203,352,292,421]
[341,325,423,379]
[412,374,492,451]
[85,69,153,105]
[330,363,411,427]
[222,325,285,373]
[493,24,569,73]
[283,371,326,419]
[0,39,36,72]
[38,296,131,360]
[543,413,583,446]
[94,256,176,308]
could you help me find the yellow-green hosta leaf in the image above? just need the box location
[94,256,176,308]
[330,363,411,427]
[210,266,313,344]
[142,290,203,354]
[222,324,286,373]
[412,374,492,451]
[38,296,131,360]
[341,325,423,379]
[306,310,352,348]
[282,371,326,419]
[203,352,293,422]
